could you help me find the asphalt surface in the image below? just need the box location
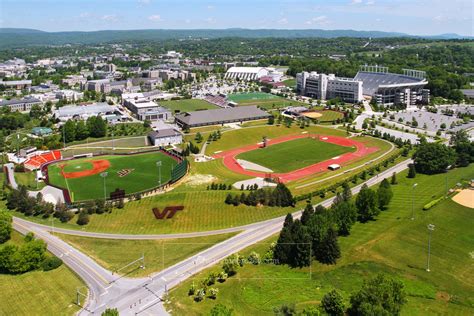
[13,159,412,315]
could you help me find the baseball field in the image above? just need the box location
[47,151,177,201]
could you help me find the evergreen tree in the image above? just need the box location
[321,289,345,316]
[274,214,294,265]
[407,163,416,178]
[0,210,12,244]
[333,201,357,236]
[391,172,398,185]
[289,220,312,267]
[300,201,314,226]
[318,227,341,265]
[342,182,352,201]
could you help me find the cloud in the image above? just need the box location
[148,14,162,22]
[207,5,215,10]
[204,17,216,24]
[350,0,363,4]
[366,0,375,5]
[185,19,191,24]
[305,15,330,26]
[278,17,288,25]
[78,12,91,19]
[101,15,118,22]
[137,0,151,5]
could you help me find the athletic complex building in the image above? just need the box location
[297,65,430,107]
[224,67,270,81]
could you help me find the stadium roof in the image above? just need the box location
[175,106,270,127]
[55,103,116,117]
[354,71,427,95]
[226,67,267,74]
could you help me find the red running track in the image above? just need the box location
[213,134,378,183]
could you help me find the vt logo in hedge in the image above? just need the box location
[152,206,184,219]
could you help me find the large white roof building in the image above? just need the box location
[224,67,270,81]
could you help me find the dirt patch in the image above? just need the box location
[61,159,111,179]
[436,291,451,302]
[183,174,217,186]
[303,112,323,119]
[452,189,474,208]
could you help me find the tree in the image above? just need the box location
[333,201,357,236]
[317,227,341,264]
[321,289,345,316]
[101,308,119,316]
[8,238,47,274]
[450,130,474,167]
[76,211,90,226]
[341,182,352,202]
[268,115,275,125]
[62,120,76,143]
[274,216,294,265]
[301,201,314,225]
[355,184,379,222]
[407,163,416,178]
[413,143,456,174]
[0,209,12,244]
[377,179,393,210]
[222,254,240,276]
[209,304,233,316]
[273,303,296,316]
[348,274,406,316]
[391,172,398,185]
[75,120,89,140]
[289,220,312,267]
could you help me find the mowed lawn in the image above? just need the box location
[47,151,176,201]
[237,137,355,173]
[165,165,474,315]
[58,232,238,278]
[0,232,84,316]
[160,99,218,112]
[228,92,307,110]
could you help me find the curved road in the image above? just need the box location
[13,159,412,315]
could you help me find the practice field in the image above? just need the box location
[47,151,177,201]
[215,134,377,182]
[160,99,218,112]
[227,92,280,102]
[237,137,355,173]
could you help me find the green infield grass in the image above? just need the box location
[228,92,306,110]
[58,232,238,277]
[47,151,176,201]
[237,137,355,173]
[165,165,474,315]
[161,99,218,112]
[0,232,84,315]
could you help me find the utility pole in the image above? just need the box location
[426,224,435,272]
[411,183,418,220]
[100,172,108,200]
[62,125,66,150]
[156,161,162,187]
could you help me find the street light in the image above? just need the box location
[445,165,452,196]
[411,183,418,220]
[426,224,435,272]
[156,161,162,187]
[100,172,108,200]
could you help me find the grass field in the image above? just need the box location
[165,165,474,315]
[206,124,348,155]
[228,92,307,110]
[237,138,355,173]
[68,136,149,149]
[283,78,296,88]
[47,151,176,201]
[161,99,218,112]
[14,171,45,191]
[0,232,84,316]
[58,232,238,278]
[317,110,345,122]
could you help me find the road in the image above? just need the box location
[13,159,412,315]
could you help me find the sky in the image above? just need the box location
[0,0,472,36]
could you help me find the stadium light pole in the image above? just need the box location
[426,224,435,272]
[156,161,162,187]
[100,172,108,200]
[445,165,452,196]
[411,183,418,220]
[62,125,66,150]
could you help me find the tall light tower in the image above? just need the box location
[426,224,435,272]
[100,172,108,200]
[411,183,418,220]
[156,161,162,187]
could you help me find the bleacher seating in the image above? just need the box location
[204,94,230,108]
[24,150,62,170]
[354,71,424,95]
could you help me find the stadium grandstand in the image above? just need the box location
[24,150,62,171]
[354,65,430,107]
[224,67,270,81]
[204,94,230,108]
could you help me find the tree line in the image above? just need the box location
[61,115,107,143]
[224,183,295,207]
[274,179,393,267]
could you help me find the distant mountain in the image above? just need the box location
[0,28,471,49]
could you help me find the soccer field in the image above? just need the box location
[47,151,177,201]
[236,137,355,173]
[160,99,218,112]
[227,92,280,102]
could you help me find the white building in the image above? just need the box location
[147,121,182,147]
[224,67,270,81]
[296,72,363,103]
[54,103,118,121]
